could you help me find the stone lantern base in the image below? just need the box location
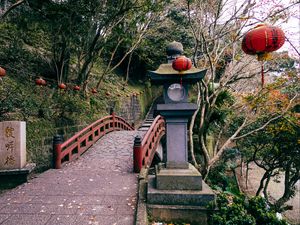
[147,163,215,224]
[155,163,202,190]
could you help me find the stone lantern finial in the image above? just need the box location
[166,41,183,63]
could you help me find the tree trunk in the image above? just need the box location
[256,170,269,196]
[77,27,101,84]
[125,51,133,82]
[189,83,201,168]
[246,161,250,189]
[263,173,272,203]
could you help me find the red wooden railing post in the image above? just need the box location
[133,135,143,173]
[53,134,63,169]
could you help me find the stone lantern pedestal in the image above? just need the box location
[146,42,215,224]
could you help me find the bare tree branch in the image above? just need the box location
[234,94,298,140]
[1,0,25,19]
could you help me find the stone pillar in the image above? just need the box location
[0,121,26,169]
[165,118,188,163]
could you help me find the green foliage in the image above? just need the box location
[1,0,171,85]
[0,0,179,173]
[208,193,256,225]
[207,148,241,195]
[0,71,151,171]
[208,194,288,225]
[26,119,56,170]
[268,52,298,73]
[236,117,300,211]
[247,197,288,225]
[193,89,235,137]
[0,19,51,77]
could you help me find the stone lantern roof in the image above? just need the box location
[148,41,207,84]
[148,64,206,85]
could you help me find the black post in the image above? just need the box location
[134,135,142,146]
[110,107,114,115]
[53,134,64,168]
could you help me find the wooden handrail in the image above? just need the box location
[54,113,134,169]
[133,115,165,173]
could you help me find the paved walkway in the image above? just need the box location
[0,131,143,225]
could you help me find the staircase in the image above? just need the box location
[138,96,163,132]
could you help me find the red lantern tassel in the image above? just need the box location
[261,63,264,88]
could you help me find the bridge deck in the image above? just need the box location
[0,131,144,225]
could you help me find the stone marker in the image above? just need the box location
[0,121,26,169]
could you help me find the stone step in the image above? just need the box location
[147,176,215,207]
[146,116,155,120]
[145,119,154,122]
[140,123,152,127]
[144,122,154,125]
[138,127,149,131]
[147,204,211,225]
[155,164,202,190]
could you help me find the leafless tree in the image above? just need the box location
[185,0,299,178]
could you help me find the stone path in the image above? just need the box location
[0,131,144,225]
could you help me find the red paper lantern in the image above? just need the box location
[58,83,66,89]
[242,24,285,87]
[35,78,45,86]
[242,24,285,59]
[172,56,192,72]
[41,79,47,86]
[91,88,97,94]
[73,85,80,91]
[0,67,6,77]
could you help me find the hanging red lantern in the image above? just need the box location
[172,56,192,72]
[0,67,6,77]
[242,24,285,87]
[58,83,66,90]
[41,79,47,86]
[242,24,285,60]
[35,78,45,86]
[73,85,80,91]
[91,88,97,94]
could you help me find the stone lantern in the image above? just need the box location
[147,41,214,224]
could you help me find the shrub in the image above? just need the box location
[208,193,288,225]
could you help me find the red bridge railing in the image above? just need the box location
[133,115,165,173]
[53,113,134,169]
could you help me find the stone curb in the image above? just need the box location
[135,167,149,225]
